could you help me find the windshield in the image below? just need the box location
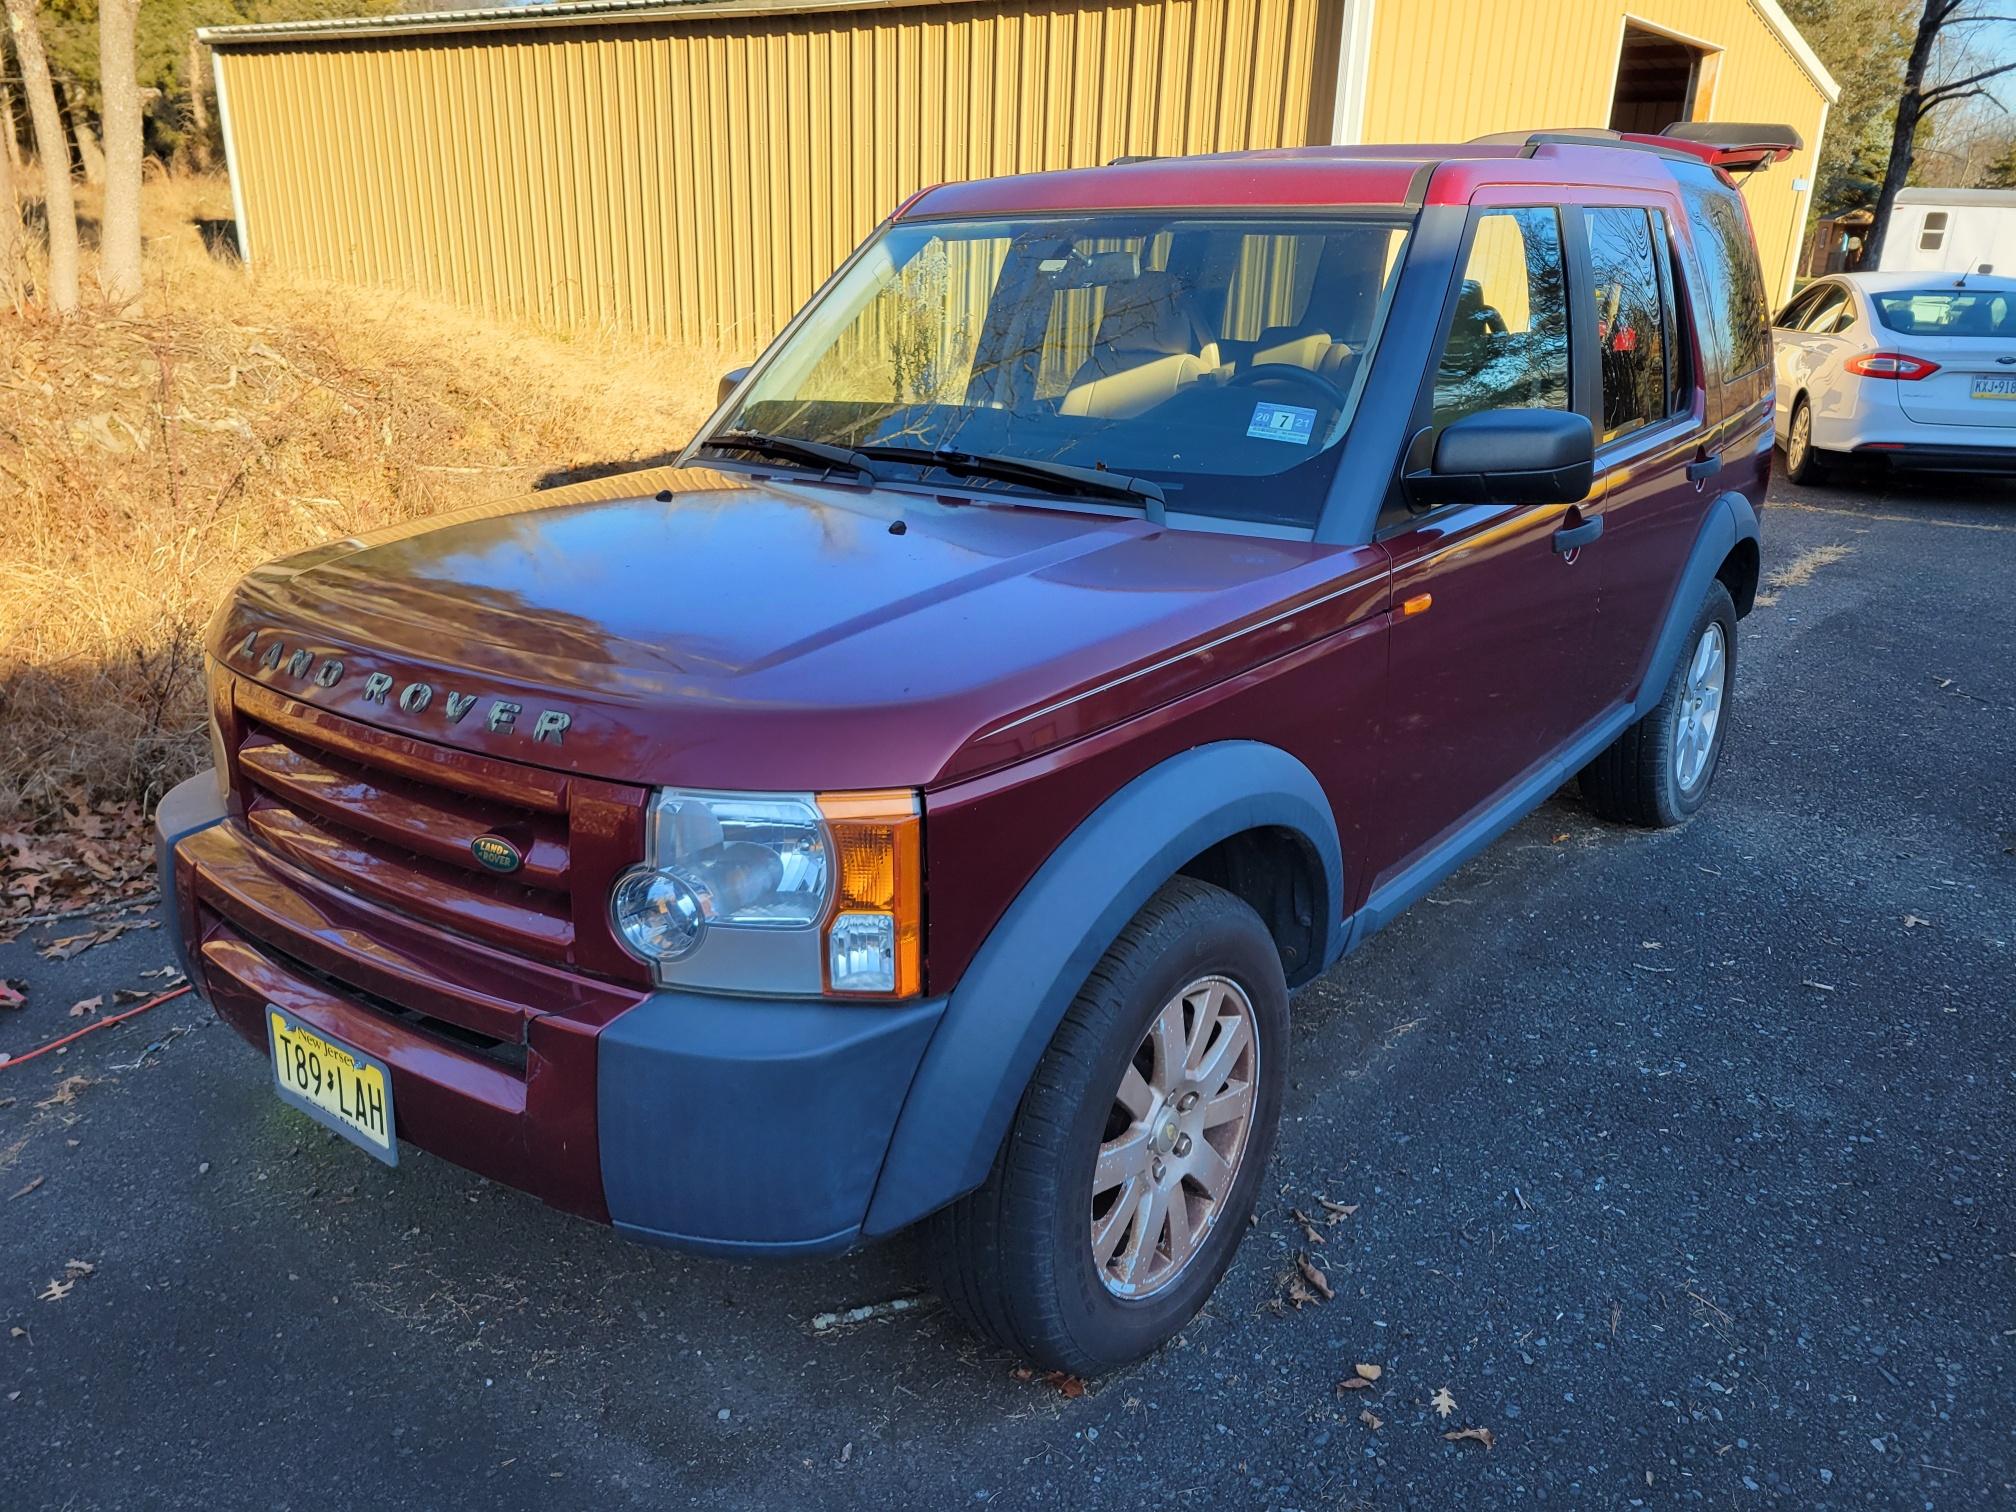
[1872,287,2016,338]
[712,213,1412,528]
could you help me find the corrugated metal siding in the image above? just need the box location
[1360,0,1830,300]
[219,0,1343,345]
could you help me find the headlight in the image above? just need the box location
[612,788,921,998]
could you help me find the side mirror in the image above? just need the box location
[1404,409,1594,508]
[718,366,751,407]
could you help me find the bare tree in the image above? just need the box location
[96,0,140,304]
[0,79,20,300]
[2,0,76,314]
[69,103,102,184]
[186,34,212,172]
[1867,1,2016,265]
[1,77,24,172]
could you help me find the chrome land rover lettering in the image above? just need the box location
[233,629,570,746]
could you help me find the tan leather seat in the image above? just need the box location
[1060,273,1219,419]
[1249,326,1354,380]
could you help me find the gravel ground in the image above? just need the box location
[4,469,2012,1510]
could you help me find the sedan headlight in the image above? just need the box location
[612,788,920,998]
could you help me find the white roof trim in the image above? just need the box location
[198,0,919,46]
[1747,0,1840,104]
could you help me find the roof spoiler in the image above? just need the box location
[1646,122,1802,172]
[1473,124,1802,175]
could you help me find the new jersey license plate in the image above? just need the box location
[1971,375,2016,400]
[266,1008,397,1165]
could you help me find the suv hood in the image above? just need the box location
[212,466,1380,790]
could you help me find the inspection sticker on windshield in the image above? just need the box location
[1247,402,1316,445]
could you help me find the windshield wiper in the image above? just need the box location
[699,429,875,479]
[857,444,1166,523]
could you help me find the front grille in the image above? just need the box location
[225,677,649,991]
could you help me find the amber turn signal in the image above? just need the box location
[815,790,923,997]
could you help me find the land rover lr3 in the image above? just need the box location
[157,127,1789,1374]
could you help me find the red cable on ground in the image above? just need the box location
[0,986,192,1071]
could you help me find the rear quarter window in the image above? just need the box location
[1685,191,1770,382]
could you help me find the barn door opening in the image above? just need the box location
[1609,23,1710,133]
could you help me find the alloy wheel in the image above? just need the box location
[1673,621,1727,793]
[1089,975,1259,1299]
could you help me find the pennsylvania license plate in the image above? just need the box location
[1972,376,2016,400]
[266,1008,397,1165]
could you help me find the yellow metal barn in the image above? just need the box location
[202,0,1836,346]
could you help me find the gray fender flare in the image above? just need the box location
[862,740,1342,1237]
[1632,490,1760,718]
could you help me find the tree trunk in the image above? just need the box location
[1864,1,1944,269]
[3,0,78,314]
[97,0,141,304]
[0,90,21,299]
[186,34,212,172]
[1,80,23,172]
[70,107,104,185]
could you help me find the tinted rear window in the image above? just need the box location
[1685,191,1770,381]
[1873,288,2016,337]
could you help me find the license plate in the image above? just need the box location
[266,1008,397,1165]
[1972,376,2016,400]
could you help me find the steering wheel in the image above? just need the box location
[1226,362,1352,409]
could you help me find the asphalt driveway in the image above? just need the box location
[4,469,2012,1510]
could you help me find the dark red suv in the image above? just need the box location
[157,126,1788,1373]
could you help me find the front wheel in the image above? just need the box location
[925,877,1287,1375]
[1581,580,1737,828]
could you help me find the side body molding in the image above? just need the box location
[864,741,1343,1237]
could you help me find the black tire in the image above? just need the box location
[1580,579,1737,828]
[925,876,1288,1375]
[1783,395,1831,485]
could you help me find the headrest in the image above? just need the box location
[1092,272,1205,357]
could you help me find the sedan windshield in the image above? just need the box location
[1872,287,2016,337]
[711,213,1412,528]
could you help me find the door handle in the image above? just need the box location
[1686,451,1723,484]
[1553,512,1603,554]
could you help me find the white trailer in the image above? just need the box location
[1878,188,2016,277]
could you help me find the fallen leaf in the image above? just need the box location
[1040,1371,1087,1399]
[1551,833,1570,844]
[68,995,104,1019]
[1359,1408,1383,1431]
[0,980,24,1010]
[1431,1386,1458,1419]
[141,966,183,980]
[38,933,100,962]
[1903,914,1930,930]
[1289,1207,1325,1244]
[8,1327,25,1340]
[1296,1253,1334,1301]
[1354,1362,1383,1382]
[113,988,151,1004]
[37,1279,73,1302]
[1317,1197,1359,1222]
[1444,1426,1495,1450]
[1008,1366,1034,1383]
[63,1260,94,1277]
[1336,1376,1370,1392]
[8,1177,44,1201]
[35,1076,94,1109]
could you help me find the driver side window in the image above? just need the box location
[1429,208,1570,428]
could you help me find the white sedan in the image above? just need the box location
[1770,270,2016,483]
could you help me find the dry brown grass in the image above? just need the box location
[0,170,719,822]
